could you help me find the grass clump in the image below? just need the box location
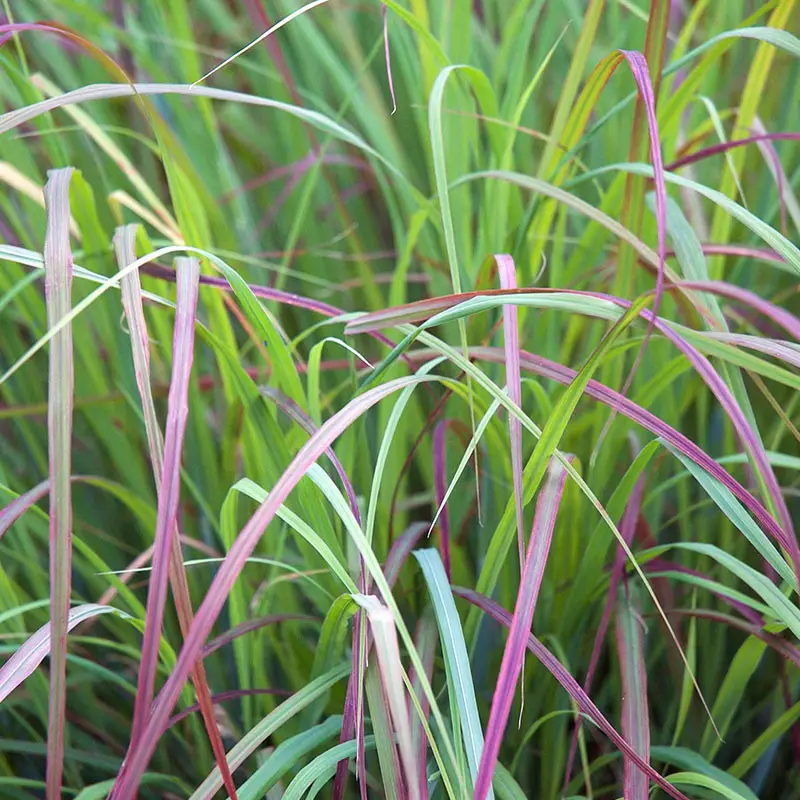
[1,1,799,798]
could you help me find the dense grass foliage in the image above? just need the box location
[1,1,799,798]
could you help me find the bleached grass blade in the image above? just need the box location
[354,594,419,800]
[43,167,75,800]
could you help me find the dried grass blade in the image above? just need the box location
[43,167,75,800]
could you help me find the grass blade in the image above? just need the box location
[415,549,491,799]
[616,586,650,800]
[474,458,569,800]
[495,254,525,568]
[118,256,200,788]
[43,167,75,800]
[116,227,237,798]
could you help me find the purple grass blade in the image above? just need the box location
[166,688,291,728]
[694,245,786,266]
[463,345,791,557]
[0,604,123,703]
[111,375,435,798]
[432,422,452,579]
[700,332,800,369]
[666,608,800,669]
[117,230,238,798]
[669,280,800,340]
[144,263,409,364]
[123,256,200,760]
[334,521,428,799]
[495,254,525,568]
[751,120,790,234]
[355,595,418,800]
[667,132,800,172]
[454,588,688,800]
[616,587,650,800]
[474,458,569,800]
[385,522,429,589]
[564,452,646,790]
[644,559,764,625]
[203,614,316,658]
[43,167,75,800]
[366,283,796,576]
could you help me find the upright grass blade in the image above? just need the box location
[564,449,647,790]
[473,458,569,800]
[115,227,237,798]
[110,375,466,800]
[188,664,350,800]
[121,256,200,769]
[432,421,453,578]
[353,594,418,800]
[707,0,798,280]
[415,548,490,799]
[455,589,687,800]
[495,254,524,568]
[43,167,75,800]
[616,586,650,800]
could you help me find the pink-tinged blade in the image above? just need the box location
[694,245,786,266]
[701,332,800,369]
[617,50,667,385]
[382,5,397,114]
[564,460,646,791]
[118,257,201,784]
[111,375,435,798]
[644,558,763,625]
[43,167,75,800]
[356,595,418,800]
[667,132,800,173]
[369,283,796,579]
[166,688,291,728]
[116,229,238,798]
[750,121,790,234]
[145,264,407,363]
[0,480,48,540]
[454,588,688,800]
[671,281,800,340]
[203,614,316,657]
[474,458,569,800]
[0,604,122,703]
[667,608,800,669]
[495,254,525,569]
[616,587,650,800]
[432,422,452,579]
